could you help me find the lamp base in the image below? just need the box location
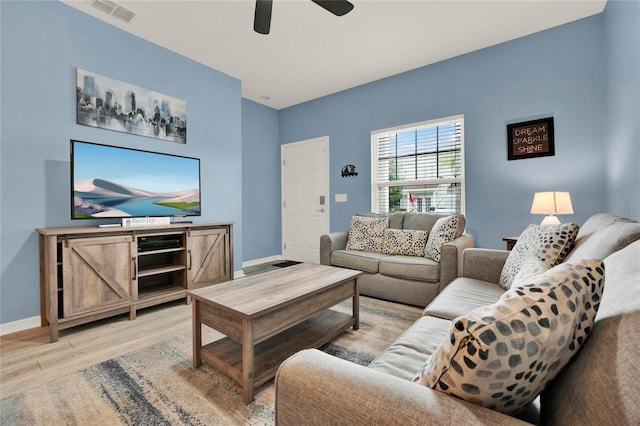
[540,215,561,226]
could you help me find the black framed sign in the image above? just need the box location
[507,117,554,160]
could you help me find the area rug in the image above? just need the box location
[0,298,421,426]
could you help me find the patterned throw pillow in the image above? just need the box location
[382,229,428,256]
[345,216,389,253]
[415,259,605,414]
[511,257,550,287]
[499,223,579,289]
[425,215,461,262]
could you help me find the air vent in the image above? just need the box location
[112,6,135,23]
[91,0,136,23]
[91,0,116,14]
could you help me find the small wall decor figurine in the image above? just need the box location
[341,164,358,177]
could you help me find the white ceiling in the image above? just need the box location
[61,0,606,110]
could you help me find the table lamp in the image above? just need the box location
[530,191,573,226]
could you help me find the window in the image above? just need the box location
[371,115,464,214]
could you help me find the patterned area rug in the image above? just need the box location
[1,298,421,425]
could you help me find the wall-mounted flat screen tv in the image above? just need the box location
[71,140,201,219]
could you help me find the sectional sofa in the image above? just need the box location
[276,213,640,425]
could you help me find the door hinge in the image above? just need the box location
[283,201,286,208]
[282,159,286,166]
[283,243,286,250]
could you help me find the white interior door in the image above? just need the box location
[281,136,329,263]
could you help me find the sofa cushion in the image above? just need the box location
[379,255,440,282]
[382,229,428,256]
[357,212,404,229]
[331,250,388,274]
[425,215,462,262]
[498,223,579,289]
[402,212,445,231]
[541,241,640,425]
[564,214,640,263]
[572,212,634,239]
[368,315,451,381]
[424,278,506,321]
[345,216,389,252]
[416,259,605,415]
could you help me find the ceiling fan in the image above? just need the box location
[254,0,355,34]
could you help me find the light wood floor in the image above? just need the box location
[1,265,421,402]
[0,300,196,399]
[0,263,286,399]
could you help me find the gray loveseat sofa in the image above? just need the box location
[320,212,474,307]
[276,213,640,425]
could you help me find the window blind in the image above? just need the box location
[372,116,464,214]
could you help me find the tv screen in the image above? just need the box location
[71,140,201,219]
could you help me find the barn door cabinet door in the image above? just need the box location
[62,235,136,317]
[187,228,231,287]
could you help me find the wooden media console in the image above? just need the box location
[37,222,233,342]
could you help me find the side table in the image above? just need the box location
[502,236,519,251]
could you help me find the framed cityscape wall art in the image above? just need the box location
[76,68,187,144]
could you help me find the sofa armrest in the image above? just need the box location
[461,248,510,283]
[276,349,528,426]
[439,233,475,291]
[320,231,349,265]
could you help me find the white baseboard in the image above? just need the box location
[0,315,41,336]
[242,255,283,268]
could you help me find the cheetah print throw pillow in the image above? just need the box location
[425,215,461,262]
[382,229,428,256]
[345,216,389,253]
[499,223,579,289]
[415,259,605,415]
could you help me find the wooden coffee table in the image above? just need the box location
[188,263,361,403]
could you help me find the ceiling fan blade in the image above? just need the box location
[254,0,273,34]
[311,0,354,17]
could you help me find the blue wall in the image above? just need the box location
[279,14,609,248]
[243,0,639,263]
[604,0,640,217]
[242,99,281,260]
[0,1,243,324]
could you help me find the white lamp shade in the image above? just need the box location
[531,191,573,226]
[530,192,574,215]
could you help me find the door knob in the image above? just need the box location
[316,208,325,212]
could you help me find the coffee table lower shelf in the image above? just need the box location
[199,309,354,391]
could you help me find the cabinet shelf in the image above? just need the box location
[138,247,185,256]
[138,284,186,300]
[137,264,186,278]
